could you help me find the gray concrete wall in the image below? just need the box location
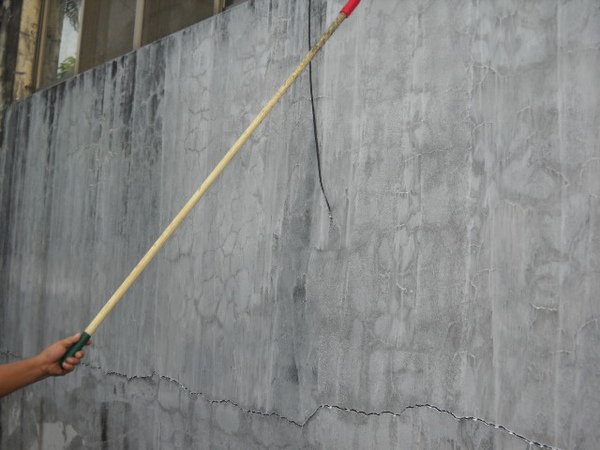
[1,0,599,448]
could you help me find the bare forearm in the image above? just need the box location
[0,333,90,397]
[0,356,47,397]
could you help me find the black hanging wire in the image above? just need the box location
[308,0,333,221]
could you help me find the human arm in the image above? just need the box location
[0,333,90,398]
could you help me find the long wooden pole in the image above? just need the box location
[62,0,361,366]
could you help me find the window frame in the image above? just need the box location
[15,0,232,99]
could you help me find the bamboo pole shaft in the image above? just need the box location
[83,12,347,336]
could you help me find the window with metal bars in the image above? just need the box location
[13,0,248,99]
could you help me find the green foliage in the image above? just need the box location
[57,56,77,79]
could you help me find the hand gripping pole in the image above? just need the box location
[62,0,362,367]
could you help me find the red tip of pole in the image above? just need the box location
[341,0,361,16]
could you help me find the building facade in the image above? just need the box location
[1,0,600,448]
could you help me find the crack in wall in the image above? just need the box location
[0,349,561,449]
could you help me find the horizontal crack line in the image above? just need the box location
[0,349,560,449]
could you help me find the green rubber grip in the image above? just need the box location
[60,332,91,368]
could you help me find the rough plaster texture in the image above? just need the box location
[1,0,599,448]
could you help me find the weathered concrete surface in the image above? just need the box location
[1,0,599,448]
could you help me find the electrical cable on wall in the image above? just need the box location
[308,0,333,222]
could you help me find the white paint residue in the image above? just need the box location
[30,422,78,450]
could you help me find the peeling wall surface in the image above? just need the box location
[1,0,599,448]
